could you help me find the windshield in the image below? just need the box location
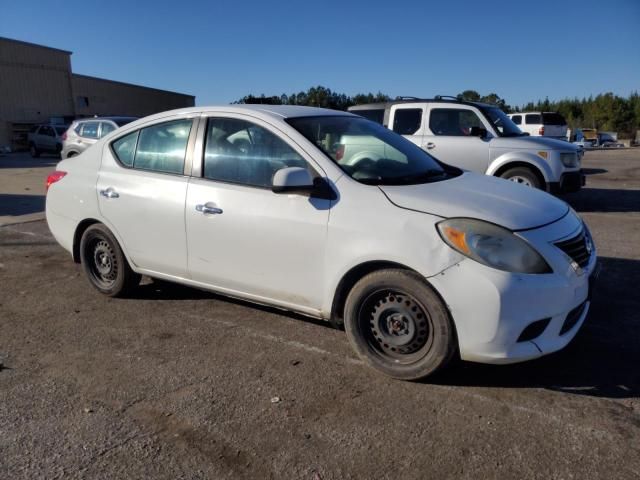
[287,116,454,185]
[481,107,524,137]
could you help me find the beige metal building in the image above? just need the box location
[0,37,195,148]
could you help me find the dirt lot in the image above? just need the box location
[1,150,639,479]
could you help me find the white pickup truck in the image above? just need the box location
[348,97,584,193]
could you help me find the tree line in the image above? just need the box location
[234,86,640,138]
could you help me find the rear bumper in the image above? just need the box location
[548,170,585,194]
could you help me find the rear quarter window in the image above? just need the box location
[352,109,385,124]
[112,131,139,167]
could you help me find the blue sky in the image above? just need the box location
[2,0,639,107]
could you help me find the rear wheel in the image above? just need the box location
[80,224,140,297]
[29,144,40,158]
[499,166,542,189]
[344,269,456,380]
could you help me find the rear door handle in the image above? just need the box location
[196,203,223,215]
[425,142,436,150]
[100,188,119,199]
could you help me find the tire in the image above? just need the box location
[79,224,140,297]
[344,269,456,380]
[66,151,77,158]
[29,144,40,158]
[499,166,542,189]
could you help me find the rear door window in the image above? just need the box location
[80,122,100,139]
[392,108,423,135]
[134,119,192,174]
[525,114,542,124]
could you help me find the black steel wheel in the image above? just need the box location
[80,224,140,297]
[344,269,456,380]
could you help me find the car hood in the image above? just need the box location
[490,136,577,151]
[379,172,569,230]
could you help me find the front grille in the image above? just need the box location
[560,301,587,335]
[555,229,591,268]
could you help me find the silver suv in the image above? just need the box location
[62,117,137,158]
[349,97,584,193]
[28,124,68,157]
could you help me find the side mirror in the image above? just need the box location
[469,126,488,137]
[272,167,315,194]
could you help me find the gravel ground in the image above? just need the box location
[1,149,639,479]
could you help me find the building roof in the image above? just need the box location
[72,74,195,100]
[0,36,72,55]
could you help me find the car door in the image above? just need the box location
[423,105,491,173]
[96,116,198,278]
[185,114,331,311]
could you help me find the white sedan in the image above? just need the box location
[45,105,598,380]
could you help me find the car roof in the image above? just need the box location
[348,98,495,110]
[116,105,356,131]
[75,116,138,123]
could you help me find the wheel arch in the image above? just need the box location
[487,154,551,184]
[72,218,101,263]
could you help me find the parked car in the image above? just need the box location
[28,124,68,157]
[507,112,568,140]
[349,98,583,193]
[61,116,137,158]
[46,105,597,380]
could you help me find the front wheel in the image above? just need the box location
[344,269,456,380]
[80,224,140,297]
[499,166,542,189]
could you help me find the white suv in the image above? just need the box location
[508,112,568,140]
[349,98,582,193]
[46,105,597,380]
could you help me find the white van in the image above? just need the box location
[508,112,568,140]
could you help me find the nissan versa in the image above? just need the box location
[45,106,598,380]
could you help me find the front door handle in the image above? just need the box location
[425,142,436,150]
[196,203,223,215]
[100,188,119,199]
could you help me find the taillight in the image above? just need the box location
[335,144,345,161]
[539,126,545,135]
[61,131,67,141]
[46,171,67,191]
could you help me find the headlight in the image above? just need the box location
[437,218,551,274]
[560,152,578,168]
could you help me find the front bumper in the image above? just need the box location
[428,212,597,364]
[548,170,585,194]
